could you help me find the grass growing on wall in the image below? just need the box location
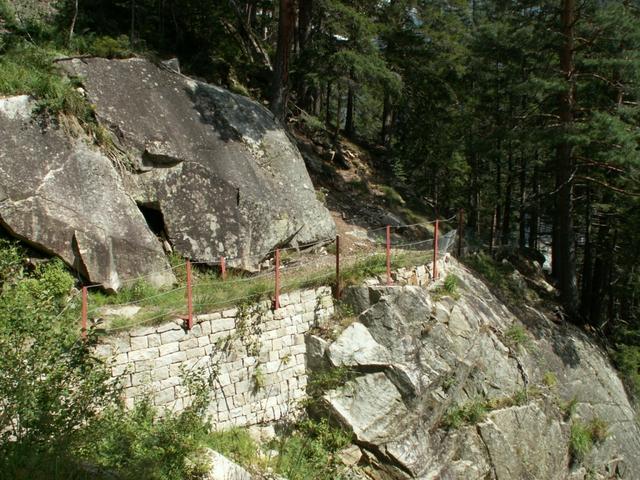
[89,249,433,334]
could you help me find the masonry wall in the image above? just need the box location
[97,286,334,428]
[97,259,445,428]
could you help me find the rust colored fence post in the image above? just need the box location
[386,225,392,286]
[335,235,341,299]
[433,219,439,281]
[274,249,281,310]
[220,256,226,281]
[457,209,464,258]
[81,286,88,339]
[185,260,193,330]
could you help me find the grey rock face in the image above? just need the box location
[320,261,640,479]
[327,322,392,368]
[61,57,335,269]
[203,449,252,480]
[0,96,174,290]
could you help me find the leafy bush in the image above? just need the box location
[85,35,132,59]
[612,343,640,400]
[0,240,213,479]
[442,398,488,429]
[443,273,459,294]
[271,418,351,480]
[0,249,117,479]
[569,421,592,464]
[464,253,514,292]
[205,428,259,467]
[569,418,609,466]
[542,371,558,388]
[504,324,531,351]
[80,400,210,480]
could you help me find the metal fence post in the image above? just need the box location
[433,219,439,281]
[81,286,88,339]
[386,225,392,286]
[457,209,464,258]
[274,249,281,310]
[186,260,193,330]
[335,235,341,299]
[220,256,226,281]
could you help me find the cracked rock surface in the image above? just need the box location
[317,261,640,479]
[0,57,334,287]
[61,57,335,270]
[0,96,174,291]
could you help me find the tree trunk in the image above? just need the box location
[325,81,332,128]
[579,190,592,324]
[556,0,579,315]
[528,163,540,250]
[298,0,313,52]
[518,151,527,249]
[130,0,136,45]
[334,82,342,142]
[345,71,355,137]
[381,88,393,146]
[501,148,513,245]
[495,149,502,248]
[270,0,296,121]
[589,215,610,327]
[490,206,498,256]
[68,0,78,43]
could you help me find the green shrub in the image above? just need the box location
[88,35,132,58]
[568,418,608,466]
[569,421,593,464]
[464,253,514,293]
[271,418,351,480]
[0,243,118,479]
[0,237,25,285]
[80,399,210,480]
[442,398,488,429]
[205,428,259,467]
[542,371,558,388]
[0,239,213,479]
[503,324,531,351]
[443,273,459,294]
[612,344,640,399]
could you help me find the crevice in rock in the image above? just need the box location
[136,201,172,254]
[136,201,167,237]
[476,423,499,480]
[141,150,183,168]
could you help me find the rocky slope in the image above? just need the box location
[309,260,640,479]
[0,58,334,289]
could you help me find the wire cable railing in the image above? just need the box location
[77,214,463,335]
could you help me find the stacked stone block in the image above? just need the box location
[97,286,334,428]
[96,261,442,429]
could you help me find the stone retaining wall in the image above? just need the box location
[97,259,445,428]
[97,286,334,428]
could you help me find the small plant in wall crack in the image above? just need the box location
[569,418,609,466]
[253,365,266,390]
[236,301,266,358]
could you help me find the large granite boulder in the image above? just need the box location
[0,96,174,291]
[61,57,335,269]
[316,261,640,479]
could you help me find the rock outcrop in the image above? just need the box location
[314,261,640,479]
[0,57,334,288]
[61,57,335,269]
[0,96,174,291]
